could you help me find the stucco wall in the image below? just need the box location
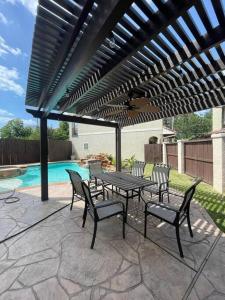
[70,120,163,161]
[213,106,224,131]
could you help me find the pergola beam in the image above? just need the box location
[26,109,119,128]
[42,0,135,116]
[64,0,195,113]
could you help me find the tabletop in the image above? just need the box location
[95,171,156,191]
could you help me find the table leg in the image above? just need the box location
[125,191,128,223]
[138,188,141,202]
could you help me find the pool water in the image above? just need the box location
[14,162,89,188]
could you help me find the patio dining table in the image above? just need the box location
[95,171,156,222]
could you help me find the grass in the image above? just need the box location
[145,164,225,232]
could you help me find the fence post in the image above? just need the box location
[211,131,225,194]
[177,140,185,174]
[162,142,167,164]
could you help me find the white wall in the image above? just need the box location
[213,106,225,131]
[70,120,163,161]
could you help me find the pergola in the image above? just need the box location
[26,0,225,200]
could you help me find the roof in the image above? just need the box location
[163,127,176,135]
[26,0,225,127]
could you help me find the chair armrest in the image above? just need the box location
[146,201,179,213]
[90,190,103,198]
[159,180,170,191]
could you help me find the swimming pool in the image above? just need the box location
[2,162,89,189]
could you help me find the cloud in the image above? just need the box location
[0,108,14,117]
[23,118,36,126]
[0,12,8,24]
[0,65,24,96]
[0,36,22,57]
[0,109,36,127]
[0,109,14,126]
[5,0,38,15]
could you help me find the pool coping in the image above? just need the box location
[16,181,71,192]
[3,160,82,169]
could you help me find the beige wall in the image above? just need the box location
[70,120,163,161]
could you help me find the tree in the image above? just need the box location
[28,126,40,140]
[52,121,69,140]
[0,119,32,139]
[0,119,70,140]
[174,112,212,140]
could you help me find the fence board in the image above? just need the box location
[48,140,72,161]
[0,139,72,165]
[144,144,162,163]
[166,143,178,169]
[184,139,213,184]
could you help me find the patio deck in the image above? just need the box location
[0,184,224,300]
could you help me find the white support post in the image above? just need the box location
[211,131,225,194]
[177,140,185,174]
[162,142,167,165]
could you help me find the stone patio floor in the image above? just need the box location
[0,183,224,300]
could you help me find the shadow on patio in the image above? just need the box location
[0,183,224,300]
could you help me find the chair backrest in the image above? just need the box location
[88,160,102,179]
[131,161,146,177]
[81,181,98,219]
[151,163,170,187]
[179,177,202,213]
[66,169,84,197]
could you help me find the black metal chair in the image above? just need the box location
[66,169,104,210]
[144,178,202,258]
[82,181,126,249]
[131,161,146,177]
[143,163,170,202]
[88,160,103,187]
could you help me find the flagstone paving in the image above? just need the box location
[0,183,224,300]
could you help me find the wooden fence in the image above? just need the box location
[144,144,162,163]
[166,143,178,169]
[184,139,213,184]
[0,139,72,165]
[48,140,72,162]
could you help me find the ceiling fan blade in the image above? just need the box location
[127,110,139,118]
[135,105,160,113]
[130,97,150,106]
[105,104,127,108]
[104,109,125,117]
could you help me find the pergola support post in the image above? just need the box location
[40,117,48,201]
[177,140,185,174]
[116,127,121,172]
[211,131,225,194]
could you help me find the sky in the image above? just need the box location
[0,0,38,127]
[0,0,57,128]
[0,0,222,129]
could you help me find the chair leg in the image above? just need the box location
[159,192,162,203]
[70,193,75,210]
[82,205,87,228]
[123,213,125,239]
[102,186,105,201]
[144,211,147,238]
[187,212,193,238]
[91,222,98,249]
[175,225,184,258]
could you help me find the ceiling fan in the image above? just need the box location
[104,92,160,118]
